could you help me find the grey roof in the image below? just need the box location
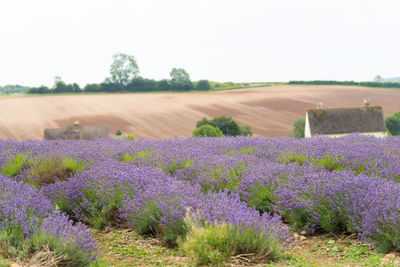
[307,106,387,135]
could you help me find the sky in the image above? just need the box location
[0,0,399,87]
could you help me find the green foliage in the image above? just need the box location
[169,68,193,91]
[0,229,92,267]
[67,181,126,229]
[161,158,193,175]
[291,118,305,138]
[192,125,223,137]
[115,129,122,136]
[277,151,307,166]
[27,77,80,94]
[179,218,282,266]
[247,185,276,214]
[132,201,188,246]
[122,149,153,164]
[126,133,136,141]
[30,231,93,267]
[61,157,86,174]
[0,153,32,176]
[289,80,400,89]
[194,80,211,90]
[196,116,240,136]
[0,85,29,95]
[27,157,86,187]
[84,83,103,92]
[53,78,81,93]
[201,164,246,193]
[239,123,253,136]
[1,154,85,187]
[110,53,139,88]
[27,85,51,94]
[385,111,400,136]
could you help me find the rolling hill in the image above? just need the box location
[1,85,399,140]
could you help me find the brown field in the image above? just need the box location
[0,85,399,141]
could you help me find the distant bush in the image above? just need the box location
[84,83,103,92]
[0,85,29,95]
[291,118,305,138]
[239,123,253,137]
[27,86,51,94]
[385,112,400,136]
[289,80,400,89]
[193,125,223,137]
[115,130,122,136]
[194,80,211,90]
[196,116,240,136]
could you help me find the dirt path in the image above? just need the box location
[1,85,399,140]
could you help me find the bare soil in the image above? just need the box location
[1,85,399,140]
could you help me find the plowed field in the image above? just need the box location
[1,85,399,140]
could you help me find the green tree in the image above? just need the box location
[385,112,400,136]
[291,118,305,138]
[195,80,211,90]
[110,53,139,89]
[53,76,76,93]
[239,123,253,136]
[27,86,51,94]
[193,125,223,137]
[170,68,193,91]
[84,83,102,92]
[195,116,240,136]
[196,117,211,128]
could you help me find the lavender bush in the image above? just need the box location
[0,175,97,265]
[0,134,399,263]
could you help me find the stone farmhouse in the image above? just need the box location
[44,121,108,140]
[305,100,387,138]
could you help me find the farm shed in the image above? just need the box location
[305,101,387,138]
[44,122,108,140]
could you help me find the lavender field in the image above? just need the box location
[1,135,400,266]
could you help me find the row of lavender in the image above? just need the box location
[0,134,399,265]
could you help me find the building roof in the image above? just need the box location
[307,106,386,135]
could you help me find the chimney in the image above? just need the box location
[72,121,81,131]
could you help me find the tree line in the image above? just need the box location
[289,80,400,89]
[26,53,247,94]
[0,85,29,95]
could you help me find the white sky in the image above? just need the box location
[0,0,399,87]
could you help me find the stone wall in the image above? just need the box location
[44,126,108,140]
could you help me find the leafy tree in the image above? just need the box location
[196,117,211,128]
[374,75,382,82]
[196,116,240,136]
[157,79,171,91]
[291,118,305,138]
[71,83,81,93]
[195,80,211,90]
[0,85,30,95]
[210,116,240,136]
[110,53,139,89]
[27,86,51,94]
[170,68,193,91]
[53,77,75,93]
[84,83,102,92]
[385,112,400,136]
[193,125,223,137]
[239,123,253,136]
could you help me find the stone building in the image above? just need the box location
[305,100,387,138]
[44,121,108,140]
